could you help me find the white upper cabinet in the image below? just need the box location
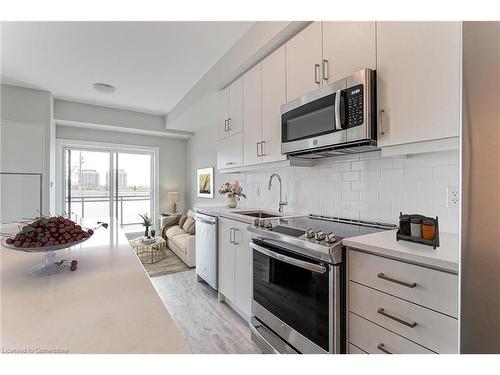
[243,64,262,166]
[285,22,323,101]
[228,79,243,136]
[376,22,461,147]
[262,46,287,164]
[322,22,376,83]
[217,132,243,170]
[218,78,243,140]
[217,88,229,140]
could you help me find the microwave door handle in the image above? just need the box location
[334,89,342,130]
[250,242,326,274]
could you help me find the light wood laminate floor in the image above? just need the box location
[152,270,261,354]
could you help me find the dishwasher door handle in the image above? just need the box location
[196,218,216,225]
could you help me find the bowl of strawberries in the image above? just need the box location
[1,216,94,252]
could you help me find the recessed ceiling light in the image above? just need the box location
[93,83,116,94]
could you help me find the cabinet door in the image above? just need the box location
[286,22,323,101]
[1,121,44,173]
[227,78,243,136]
[262,46,287,164]
[243,64,262,166]
[376,22,461,147]
[217,132,243,170]
[218,218,235,302]
[217,88,230,140]
[322,22,376,83]
[233,222,252,318]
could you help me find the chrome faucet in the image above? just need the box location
[268,173,288,213]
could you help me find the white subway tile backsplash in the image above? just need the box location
[239,150,459,233]
[342,171,360,181]
[404,167,433,180]
[333,161,352,172]
[341,191,359,201]
[381,168,404,180]
[351,160,371,171]
[351,181,369,191]
[371,158,394,170]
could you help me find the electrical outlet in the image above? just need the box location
[447,186,459,208]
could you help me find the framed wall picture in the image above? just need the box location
[197,167,214,198]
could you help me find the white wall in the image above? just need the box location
[186,122,237,209]
[0,84,54,215]
[56,125,188,217]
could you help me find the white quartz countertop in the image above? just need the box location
[0,219,190,354]
[343,229,459,273]
[195,206,290,224]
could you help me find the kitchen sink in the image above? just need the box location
[233,210,281,219]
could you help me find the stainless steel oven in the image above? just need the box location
[281,68,377,158]
[250,238,345,354]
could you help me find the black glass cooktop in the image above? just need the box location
[269,215,395,239]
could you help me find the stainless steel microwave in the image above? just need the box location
[281,69,377,159]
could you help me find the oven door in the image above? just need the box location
[281,79,347,155]
[251,240,339,354]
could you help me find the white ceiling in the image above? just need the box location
[0,21,253,115]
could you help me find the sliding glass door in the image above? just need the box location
[63,146,154,232]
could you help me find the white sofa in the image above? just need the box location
[163,210,196,267]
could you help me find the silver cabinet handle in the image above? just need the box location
[322,59,329,81]
[261,141,266,156]
[377,343,392,354]
[256,141,261,157]
[378,109,385,135]
[377,308,417,328]
[334,89,342,130]
[233,228,239,245]
[224,119,228,131]
[225,162,235,166]
[377,273,417,288]
[250,242,326,274]
[227,117,232,131]
[314,64,321,84]
[229,227,234,244]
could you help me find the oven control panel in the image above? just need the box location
[346,84,364,128]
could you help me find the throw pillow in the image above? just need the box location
[182,217,195,232]
[178,215,187,228]
[187,223,196,236]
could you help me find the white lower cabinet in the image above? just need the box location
[218,217,252,319]
[349,313,433,354]
[347,249,458,354]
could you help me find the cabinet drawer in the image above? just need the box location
[349,282,458,353]
[348,343,367,354]
[349,250,458,317]
[349,313,434,354]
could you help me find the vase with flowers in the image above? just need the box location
[218,180,246,208]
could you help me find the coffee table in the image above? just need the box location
[130,236,167,264]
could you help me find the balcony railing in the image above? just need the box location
[66,194,151,227]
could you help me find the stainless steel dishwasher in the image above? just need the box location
[195,212,218,290]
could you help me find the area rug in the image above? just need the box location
[142,247,190,278]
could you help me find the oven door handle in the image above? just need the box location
[250,242,327,274]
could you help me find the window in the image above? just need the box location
[62,144,157,233]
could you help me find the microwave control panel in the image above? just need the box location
[346,84,364,128]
